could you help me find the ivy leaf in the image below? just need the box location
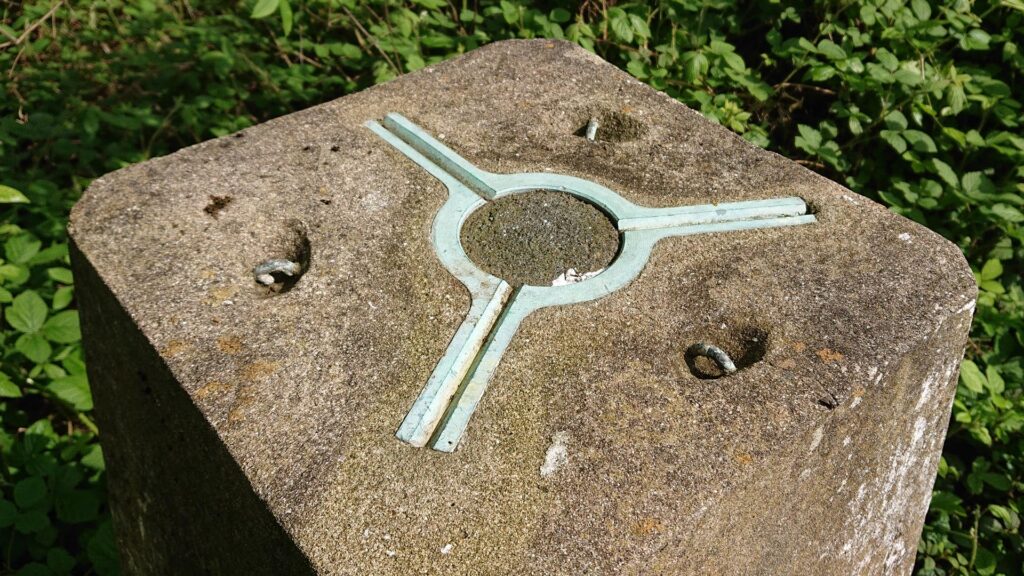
[5,290,48,334]
[0,184,29,204]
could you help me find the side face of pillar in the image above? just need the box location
[69,39,976,575]
[70,243,314,575]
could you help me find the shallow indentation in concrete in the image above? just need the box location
[575,109,648,142]
[684,325,770,379]
[460,190,619,287]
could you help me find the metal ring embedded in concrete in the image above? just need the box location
[688,343,738,374]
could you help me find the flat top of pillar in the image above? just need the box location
[69,40,975,573]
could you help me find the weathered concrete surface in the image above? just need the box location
[69,40,976,575]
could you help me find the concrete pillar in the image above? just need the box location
[70,40,975,575]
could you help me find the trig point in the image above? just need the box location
[69,40,975,575]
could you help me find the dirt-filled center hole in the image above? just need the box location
[460,190,620,287]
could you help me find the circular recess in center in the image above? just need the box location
[460,190,620,287]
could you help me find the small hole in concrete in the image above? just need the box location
[817,394,839,411]
[204,195,233,218]
[803,199,821,217]
[460,190,620,287]
[575,110,648,143]
[684,326,769,379]
[254,221,310,295]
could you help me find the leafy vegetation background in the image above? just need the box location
[0,0,1021,574]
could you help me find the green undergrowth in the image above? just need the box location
[1,0,1021,574]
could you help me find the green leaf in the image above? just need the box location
[0,499,15,527]
[991,203,1024,222]
[49,375,92,411]
[0,263,30,286]
[56,489,99,524]
[911,0,932,20]
[52,286,74,311]
[931,159,959,188]
[47,547,76,575]
[795,124,822,151]
[903,130,937,153]
[974,546,996,575]
[250,0,279,19]
[894,68,922,85]
[16,562,52,576]
[16,333,52,364]
[817,39,846,60]
[880,130,907,154]
[720,51,744,72]
[682,52,709,82]
[47,267,73,284]
[5,234,41,264]
[81,445,105,471]
[884,111,908,130]
[980,259,1003,280]
[87,521,120,576]
[988,504,1014,525]
[980,472,1011,491]
[42,310,80,344]
[875,49,899,71]
[14,476,47,509]
[610,14,633,43]
[628,14,650,39]
[14,509,48,534]
[959,360,986,393]
[6,290,48,333]
[0,373,21,398]
[808,65,835,81]
[279,0,293,36]
[549,8,570,23]
[0,184,29,204]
